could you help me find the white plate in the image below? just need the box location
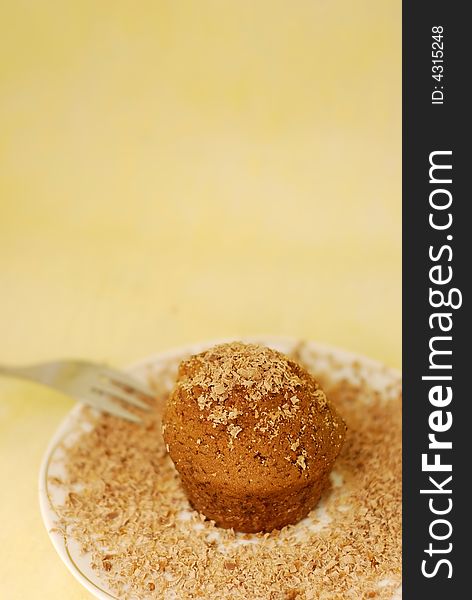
[39,336,401,599]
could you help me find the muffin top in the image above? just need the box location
[163,342,346,491]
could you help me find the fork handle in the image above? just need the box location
[0,364,38,382]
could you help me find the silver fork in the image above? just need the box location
[0,360,154,422]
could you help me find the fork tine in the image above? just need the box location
[85,391,142,423]
[93,383,151,410]
[100,368,155,399]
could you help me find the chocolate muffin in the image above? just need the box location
[162,342,346,533]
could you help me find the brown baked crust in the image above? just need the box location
[162,342,346,533]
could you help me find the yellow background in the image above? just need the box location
[0,1,400,597]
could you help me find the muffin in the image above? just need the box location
[162,342,346,533]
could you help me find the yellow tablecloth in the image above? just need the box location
[0,1,400,597]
